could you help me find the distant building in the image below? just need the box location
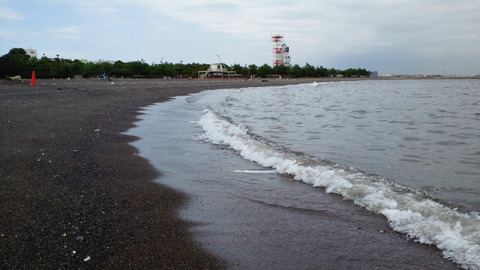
[25,49,37,58]
[370,71,378,78]
[198,63,238,78]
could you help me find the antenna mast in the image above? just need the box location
[272,35,291,67]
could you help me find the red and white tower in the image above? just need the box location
[272,35,291,67]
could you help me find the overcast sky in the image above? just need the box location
[1,0,479,75]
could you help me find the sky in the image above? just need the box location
[1,0,479,76]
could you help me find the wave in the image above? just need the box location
[198,108,480,270]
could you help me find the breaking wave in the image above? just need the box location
[198,108,480,270]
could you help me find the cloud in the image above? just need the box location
[46,0,480,55]
[0,28,15,38]
[50,26,83,40]
[0,5,24,20]
[130,1,478,48]
[116,0,479,74]
[75,2,121,16]
[2,0,478,75]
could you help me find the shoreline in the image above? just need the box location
[0,78,319,268]
[129,94,461,270]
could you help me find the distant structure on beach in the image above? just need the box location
[25,49,37,58]
[272,35,291,67]
[198,63,238,79]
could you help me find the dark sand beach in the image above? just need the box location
[0,78,321,269]
[1,77,461,270]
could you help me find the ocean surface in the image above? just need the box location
[127,79,479,270]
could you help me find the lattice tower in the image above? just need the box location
[272,35,290,67]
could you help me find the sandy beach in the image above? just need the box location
[0,78,320,269]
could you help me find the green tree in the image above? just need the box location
[248,64,258,76]
[257,64,273,78]
[128,60,149,77]
[69,60,85,77]
[1,47,373,79]
[81,62,102,78]
[0,48,31,77]
[147,63,163,78]
[232,64,248,76]
[179,63,205,78]
[272,64,290,75]
[110,60,131,77]
[328,68,339,77]
[32,57,55,78]
[316,66,329,77]
[289,64,305,78]
[163,63,178,77]
[357,68,370,77]
[303,63,316,77]
[340,68,370,77]
[97,62,113,75]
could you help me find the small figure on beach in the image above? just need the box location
[98,73,113,83]
[7,75,23,84]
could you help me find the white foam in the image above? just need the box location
[198,108,480,270]
[309,81,332,87]
[234,170,277,174]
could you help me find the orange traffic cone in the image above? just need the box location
[30,70,37,85]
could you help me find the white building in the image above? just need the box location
[198,63,238,79]
[25,49,37,58]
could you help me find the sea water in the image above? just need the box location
[127,79,480,270]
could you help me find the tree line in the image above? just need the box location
[0,48,371,79]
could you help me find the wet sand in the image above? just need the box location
[129,95,461,270]
[0,77,320,269]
